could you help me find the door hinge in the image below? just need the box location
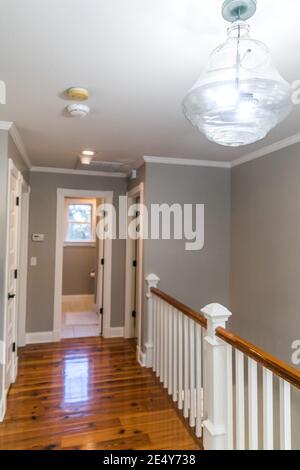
[16,196,20,206]
[14,269,18,279]
[12,342,16,353]
[132,310,136,318]
[100,307,103,315]
[132,260,137,268]
[101,258,104,266]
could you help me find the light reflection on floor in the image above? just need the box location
[63,356,90,404]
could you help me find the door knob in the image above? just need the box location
[8,293,16,300]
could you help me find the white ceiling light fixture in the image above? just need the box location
[182,0,293,147]
[67,103,90,118]
[80,150,95,165]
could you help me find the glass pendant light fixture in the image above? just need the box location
[182,0,293,147]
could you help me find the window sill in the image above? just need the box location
[63,241,96,247]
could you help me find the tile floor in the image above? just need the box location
[61,297,100,339]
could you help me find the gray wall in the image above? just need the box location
[231,143,300,365]
[27,172,127,333]
[142,163,231,346]
[231,143,300,449]
[62,246,96,296]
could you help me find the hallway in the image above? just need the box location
[0,337,201,450]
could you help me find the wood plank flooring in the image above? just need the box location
[0,337,202,450]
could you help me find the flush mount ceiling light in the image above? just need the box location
[81,150,95,156]
[80,150,95,165]
[182,0,293,147]
[67,103,90,118]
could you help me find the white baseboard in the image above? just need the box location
[103,326,124,338]
[144,342,153,368]
[0,390,7,422]
[0,340,4,365]
[137,345,146,367]
[62,294,94,302]
[26,331,55,344]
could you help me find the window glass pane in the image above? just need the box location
[67,223,92,241]
[68,204,91,223]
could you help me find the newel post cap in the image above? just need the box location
[145,274,160,297]
[201,303,232,321]
[145,273,160,285]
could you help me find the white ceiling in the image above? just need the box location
[0,0,299,169]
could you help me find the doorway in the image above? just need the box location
[61,197,104,339]
[54,189,113,340]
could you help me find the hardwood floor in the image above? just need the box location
[0,337,202,450]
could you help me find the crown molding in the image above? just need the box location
[231,132,300,168]
[0,121,32,169]
[30,166,128,178]
[143,155,231,168]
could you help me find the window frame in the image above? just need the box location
[64,198,97,246]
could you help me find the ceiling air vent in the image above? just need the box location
[76,159,134,174]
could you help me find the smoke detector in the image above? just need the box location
[67,103,90,118]
[67,87,89,101]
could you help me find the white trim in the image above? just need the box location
[0,340,4,365]
[62,294,94,303]
[231,133,300,168]
[143,155,231,168]
[0,121,32,169]
[124,182,144,351]
[54,189,113,340]
[137,345,146,367]
[31,166,127,178]
[17,180,30,347]
[26,331,55,344]
[103,327,124,338]
[0,394,7,422]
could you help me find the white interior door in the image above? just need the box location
[96,202,104,335]
[4,160,20,390]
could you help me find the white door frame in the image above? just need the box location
[124,183,144,352]
[54,189,113,340]
[17,179,30,347]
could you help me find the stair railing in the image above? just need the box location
[145,274,300,450]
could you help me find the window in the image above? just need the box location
[64,198,96,245]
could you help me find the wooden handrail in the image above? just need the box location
[151,288,207,329]
[217,327,300,390]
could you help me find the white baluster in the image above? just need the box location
[195,323,202,438]
[178,312,183,410]
[160,301,164,382]
[173,309,178,402]
[168,307,173,395]
[156,298,160,377]
[226,345,233,450]
[189,319,196,428]
[164,303,168,388]
[263,368,273,450]
[279,378,291,450]
[202,303,232,450]
[248,358,258,450]
[152,296,157,372]
[183,315,189,418]
[145,274,160,367]
[235,350,245,450]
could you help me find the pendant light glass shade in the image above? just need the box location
[182,21,293,147]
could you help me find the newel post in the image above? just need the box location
[201,303,232,450]
[145,274,160,368]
